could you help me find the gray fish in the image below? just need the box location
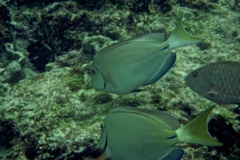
[97,106,222,160]
[185,62,240,105]
[91,17,201,94]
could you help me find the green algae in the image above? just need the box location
[65,75,85,92]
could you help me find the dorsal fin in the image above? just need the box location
[110,107,179,130]
[97,33,165,55]
[134,32,165,42]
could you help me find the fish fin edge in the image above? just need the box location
[96,154,105,160]
[160,147,183,160]
[176,106,222,146]
[167,13,202,49]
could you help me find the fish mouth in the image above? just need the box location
[184,78,188,85]
[184,74,190,85]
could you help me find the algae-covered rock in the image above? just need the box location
[1,66,102,159]
[1,61,25,83]
[0,4,12,46]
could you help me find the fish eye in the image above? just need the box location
[89,67,97,75]
[91,69,96,74]
[101,123,104,129]
[192,71,199,78]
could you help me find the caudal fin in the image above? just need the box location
[176,106,222,146]
[167,14,202,49]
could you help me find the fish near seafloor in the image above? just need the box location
[185,62,240,105]
[91,17,202,94]
[96,106,222,160]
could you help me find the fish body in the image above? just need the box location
[98,107,221,160]
[92,17,201,94]
[185,62,240,105]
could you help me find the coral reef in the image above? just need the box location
[0,4,12,48]
[0,0,239,159]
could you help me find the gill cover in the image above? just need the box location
[92,66,105,90]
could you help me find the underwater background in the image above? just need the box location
[0,0,239,159]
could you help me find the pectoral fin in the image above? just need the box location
[161,147,183,160]
[144,52,176,86]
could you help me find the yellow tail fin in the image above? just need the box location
[96,154,105,160]
[168,13,202,49]
[176,106,222,146]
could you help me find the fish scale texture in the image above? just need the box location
[205,62,240,104]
